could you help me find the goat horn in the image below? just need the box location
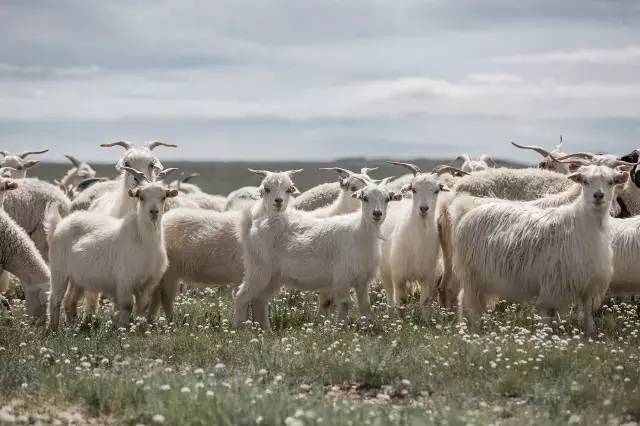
[319,167,352,177]
[360,166,379,176]
[121,166,150,183]
[548,153,591,166]
[101,141,133,150]
[285,169,304,176]
[387,161,422,176]
[145,140,178,150]
[182,173,200,183]
[64,154,82,167]
[557,152,595,161]
[19,149,48,159]
[510,142,550,157]
[156,167,180,182]
[248,169,270,177]
[431,165,470,176]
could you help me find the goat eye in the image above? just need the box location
[362,196,369,202]
[286,186,295,193]
[385,198,390,203]
[434,189,440,194]
[263,187,270,193]
[411,188,417,194]
[350,186,357,192]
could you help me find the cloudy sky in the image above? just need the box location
[1,0,639,163]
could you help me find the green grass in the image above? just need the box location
[1,282,639,425]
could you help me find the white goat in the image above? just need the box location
[0,149,48,178]
[235,172,401,329]
[450,154,496,173]
[149,169,304,320]
[46,167,178,330]
[379,162,450,307]
[452,165,627,335]
[0,171,50,323]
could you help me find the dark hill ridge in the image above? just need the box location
[31,158,524,195]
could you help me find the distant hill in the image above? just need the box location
[32,158,525,195]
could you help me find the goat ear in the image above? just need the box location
[390,192,403,201]
[614,172,629,185]
[400,184,412,193]
[23,160,40,169]
[128,188,139,198]
[568,173,584,184]
[166,189,179,198]
[439,183,450,192]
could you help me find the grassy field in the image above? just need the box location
[2,160,636,425]
[1,278,640,425]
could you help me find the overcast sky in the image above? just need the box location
[1,0,639,164]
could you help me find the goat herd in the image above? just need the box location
[1,139,640,337]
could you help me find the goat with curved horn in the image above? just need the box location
[101,141,134,150]
[121,166,150,184]
[511,142,550,157]
[387,161,422,176]
[145,141,178,150]
[19,149,48,159]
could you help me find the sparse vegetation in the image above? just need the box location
[1,279,639,425]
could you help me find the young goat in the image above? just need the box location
[46,167,178,330]
[452,165,626,336]
[379,162,450,307]
[235,171,401,330]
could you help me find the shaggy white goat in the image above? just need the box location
[235,173,401,329]
[379,162,450,306]
[0,171,50,323]
[0,149,48,178]
[46,167,178,330]
[452,165,627,336]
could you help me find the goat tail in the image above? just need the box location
[44,201,63,245]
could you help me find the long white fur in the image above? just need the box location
[452,165,626,335]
